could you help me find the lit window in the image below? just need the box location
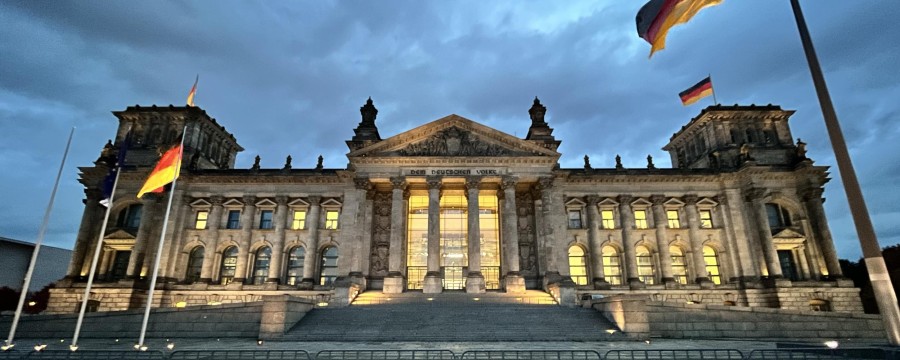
[259,210,273,229]
[219,246,239,285]
[319,247,339,286]
[703,246,721,284]
[226,210,241,229]
[699,210,713,228]
[567,210,583,229]
[185,246,204,283]
[251,247,271,285]
[285,247,305,285]
[636,245,655,284]
[670,246,688,285]
[666,210,680,228]
[601,246,621,285]
[634,210,648,229]
[291,210,307,230]
[325,210,340,229]
[568,246,588,285]
[194,211,208,230]
[601,210,616,229]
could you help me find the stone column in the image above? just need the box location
[684,195,713,286]
[803,188,843,278]
[125,194,158,280]
[585,195,608,289]
[796,246,811,280]
[724,189,761,282]
[384,178,407,293]
[538,178,560,276]
[69,189,104,278]
[301,196,322,286]
[350,179,373,286]
[799,219,823,279]
[235,195,257,284]
[501,177,526,292]
[421,176,443,293]
[97,248,113,280]
[267,195,289,283]
[747,188,784,279]
[715,195,744,282]
[465,177,485,293]
[649,195,675,286]
[200,196,224,282]
[617,195,643,288]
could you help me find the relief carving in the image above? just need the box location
[516,192,538,277]
[397,127,511,156]
[369,191,392,278]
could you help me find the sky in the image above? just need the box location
[0,1,898,261]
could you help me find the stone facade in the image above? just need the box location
[49,99,862,317]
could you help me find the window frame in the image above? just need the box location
[666,209,681,229]
[600,209,616,230]
[319,246,339,286]
[285,246,306,285]
[259,210,274,230]
[567,245,589,286]
[225,209,241,229]
[194,210,209,230]
[633,209,649,229]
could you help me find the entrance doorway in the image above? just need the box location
[440,196,468,290]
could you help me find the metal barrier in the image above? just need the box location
[459,350,603,360]
[171,350,312,360]
[746,348,888,359]
[604,349,744,359]
[23,350,166,360]
[316,350,456,360]
[0,350,26,360]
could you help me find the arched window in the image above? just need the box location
[601,246,622,285]
[219,246,239,285]
[285,246,305,285]
[252,246,272,285]
[636,245,655,285]
[116,204,143,230]
[670,246,688,284]
[319,246,339,286]
[567,246,588,286]
[765,203,792,229]
[745,128,755,143]
[703,246,721,284]
[185,246,204,283]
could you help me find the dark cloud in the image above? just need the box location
[1,1,898,261]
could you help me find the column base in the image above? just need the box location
[348,272,368,289]
[423,274,443,294]
[466,273,485,294]
[592,278,611,290]
[695,277,715,289]
[504,274,526,293]
[297,279,316,290]
[627,278,645,290]
[383,275,405,294]
[835,278,855,288]
[661,278,679,289]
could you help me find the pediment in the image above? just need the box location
[348,114,559,158]
[105,229,136,240]
[773,228,805,239]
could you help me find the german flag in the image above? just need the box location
[136,144,183,198]
[679,76,713,106]
[186,75,198,107]
[636,0,722,57]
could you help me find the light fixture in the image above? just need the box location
[317,302,329,307]
[59,339,65,343]
[605,329,617,334]
[426,298,434,301]
[473,298,480,301]
[166,343,175,350]
[33,344,47,351]
[140,346,148,352]
[133,344,141,350]
[175,301,187,308]
[69,344,79,352]
[644,340,651,344]
[28,301,37,306]
[257,340,264,346]
[1,344,13,351]
[824,340,839,349]
[115,339,119,343]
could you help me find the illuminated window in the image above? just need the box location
[478,194,501,290]
[291,210,307,230]
[568,246,588,285]
[670,246,688,284]
[226,210,241,229]
[194,211,208,230]
[219,246,239,285]
[699,210,713,228]
[636,245,655,284]
[251,246,271,285]
[407,195,428,290]
[259,210,273,229]
[319,246,339,286]
[634,210,648,229]
[185,246,204,283]
[285,247,305,285]
[568,210,583,229]
[602,246,622,285]
[666,210,681,228]
[325,210,340,229]
[601,210,616,229]
[703,246,721,284]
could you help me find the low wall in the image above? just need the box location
[259,295,316,340]
[592,295,885,341]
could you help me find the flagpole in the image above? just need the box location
[790,0,900,345]
[137,126,187,349]
[709,74,719,105]
[4,127,75,349]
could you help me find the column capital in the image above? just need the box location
[242,195,257,205]
[536,177,554,191]
[714,194,728,206]
[744,188,767,202]
[586,195,602,206]
[403,189,411,200]
[465,176,481,191]
[683,194,699,205]
[365,188,377,200]
[391,176,409,190]
[275,195,289,205]
[354,178,372,191]
[425,176,441,190]
[209,195,225,205]
[308,195,321,205]
[500,176,518,190]
[801,187,824,201]
[617,194,633,204]
[649,194,667,206]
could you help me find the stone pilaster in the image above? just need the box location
[684,195,713,287]
[70,189,104,278]
[715,194,744,282]
[125,194,158,280]
[200,195,224,283]
[268,195,289,283]
[235,195,257,284]
[650,195,676,286]
[617,195,643,289]
[349,179,372,287]
[384,178,407,293]
[501,177,525,293]
[154,190,188,282]
[97,248,113,281]
[723,189,761,283]
[301,196,321,286]
[746,188,784,279]
[585,195,609,289]
[465,177,485,293]
[537,177,559,276]
[803,187,843,278]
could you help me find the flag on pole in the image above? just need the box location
[186,75,198,107]
[679,76,714,105]
[636,0,722,57]
[100,131,131,207]
[136,144,183,198]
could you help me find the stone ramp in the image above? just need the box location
[284,291,622,341]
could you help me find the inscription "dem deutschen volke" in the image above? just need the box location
[406,168,503,176]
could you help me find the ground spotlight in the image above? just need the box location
[824,340,839,349]
[257,340,264,346]
[140,346,148,352]
[133,343,141,350]
[1,344,14,351]
[605,329,617,334]
[166,343,175,350]
[33,344,47,352]
[69,344,79,352]
[644,340,651,345]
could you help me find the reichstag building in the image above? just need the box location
[47,98,863,314]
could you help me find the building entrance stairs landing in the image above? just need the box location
[284,291,623,341]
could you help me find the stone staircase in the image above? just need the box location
[284,290,623,341]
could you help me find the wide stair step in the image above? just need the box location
[284,291,623,341]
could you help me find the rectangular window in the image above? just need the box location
[601,210,616,229]
[226,210,241,229]
[325,210,340,229]
[634,210,648,229]
[666,210,680,228]
[699,210,713,228]
[194,211,208,230]
[567,210,583,229]
[259,210,273,229]
[291,210,307,230]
